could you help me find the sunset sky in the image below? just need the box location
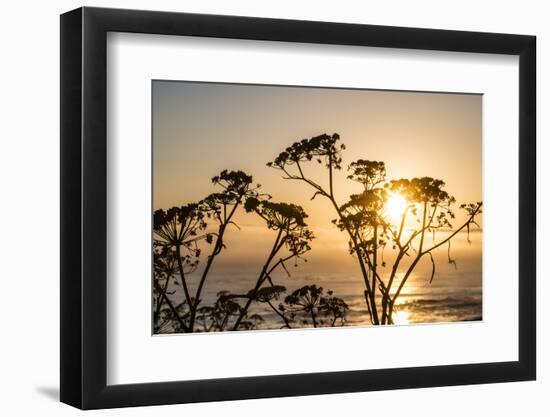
[152,81,482,315]
[153,81,481,210]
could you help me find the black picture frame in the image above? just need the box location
[60,6,536,410]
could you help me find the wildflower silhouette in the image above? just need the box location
[153,132,481,332]
[268,133,482,325]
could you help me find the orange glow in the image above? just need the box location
[384,192,407,225]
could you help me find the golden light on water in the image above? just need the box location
[384,192,408,225]
[393,310,410,325]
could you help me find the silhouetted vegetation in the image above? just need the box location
[153,132,482,333]
[268,133,482,325]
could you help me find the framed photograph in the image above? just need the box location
[60,6,536,409]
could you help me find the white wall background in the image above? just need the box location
[0,0,545,415]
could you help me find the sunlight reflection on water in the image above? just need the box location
[392,310,410,325]
[163,231,482,331]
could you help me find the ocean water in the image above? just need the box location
[159,230,482,330]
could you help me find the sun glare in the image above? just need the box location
[385,192,408,224]
[393,310,410,325]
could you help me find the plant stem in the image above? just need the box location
[310,309,318,328]
[232,229,284,330]
[329,197,379,324]
[175,245,192,308]
[188,204,238,332]
[387,203,481,321]
[153,273,172,326]
[266,299,292,329]
[153,279,188,332]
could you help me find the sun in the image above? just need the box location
[384,192,408,224]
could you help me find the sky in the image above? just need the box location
[153,80,481,212]
[152,80,482,311]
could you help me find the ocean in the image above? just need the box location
[159,230,482,330]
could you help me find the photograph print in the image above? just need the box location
[152,81,483,334]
